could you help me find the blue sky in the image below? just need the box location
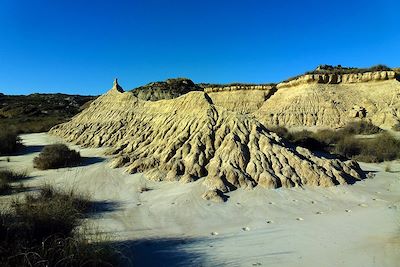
[0,0,399,95]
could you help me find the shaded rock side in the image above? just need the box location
[50,82,363,193]
[255,80,400,128]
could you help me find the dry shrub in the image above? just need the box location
[270,124,400,163]
[0,185,119,266]
[335,132,400,162]
[0,129,21,155]
[33,144,81,170]
[341,121,382,135]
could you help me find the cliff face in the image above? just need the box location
[255,72,400,128]
[277,71,397,89]
[50,81,363,199]
[200,85,275,114]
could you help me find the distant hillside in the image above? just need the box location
[130,78,202,101]
[0,93,96,133]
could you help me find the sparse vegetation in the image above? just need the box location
[33,144,81,170]
[271,122,400,163]
[0,185,120,266]
[0,129,22,155]
[341,121,382,135]
[335,133,400,163]
[0,93,95,134]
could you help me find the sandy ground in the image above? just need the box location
[1,133,399,267]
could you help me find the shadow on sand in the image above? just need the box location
[86,200,121,218]
[79,156,106,167]
[10,145,45,156]
[112,237,208,267]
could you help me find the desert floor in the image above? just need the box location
[1,133,399,267]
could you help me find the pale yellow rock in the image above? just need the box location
[50,80,363,194]
[207,89,275,114]
[255,79,400,128]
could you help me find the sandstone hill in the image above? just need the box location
[50,80,363,201]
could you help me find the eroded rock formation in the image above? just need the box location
[50,81,364,199]
[255,78,400,128]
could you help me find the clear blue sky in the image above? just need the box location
[0,0,399,95]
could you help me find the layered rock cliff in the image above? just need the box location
[277,71,397,89]
[255,72,400,128]
[50,80,363,199]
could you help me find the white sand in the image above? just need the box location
[1,133,399,267]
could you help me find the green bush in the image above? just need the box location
[270,124,400,163]
[334,133,400,162]
[0,129,21,155]
[33,144,81,170]
[341,121,382,135]
[0,185,119,266]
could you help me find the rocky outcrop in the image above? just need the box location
[50,81,364,197]
[204,84,274,93]
[130,78,202,101]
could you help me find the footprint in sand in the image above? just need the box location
[296,217,304,221]
[211,232,219,236]
[236,202,241,205]
[345,209,352,213]
[242,227,251,231]
[266,220,274,224]
[358,203,368,207]
[292,199,298,202]
[315,211,324,215]
[268,201,274,205]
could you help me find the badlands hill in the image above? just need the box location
[50,80,363,201]
[128,65,400,129]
